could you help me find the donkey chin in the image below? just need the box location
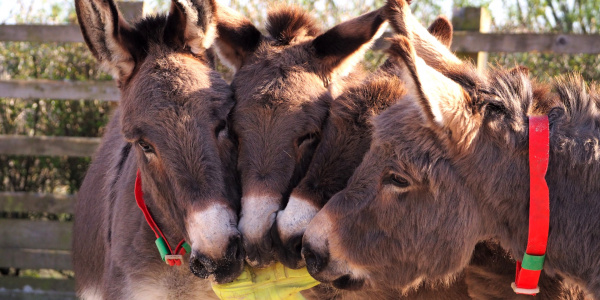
[302,241,368,291]
[186,205,245,284]
[301,212,369,291]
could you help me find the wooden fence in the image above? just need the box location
[0,3,599,299]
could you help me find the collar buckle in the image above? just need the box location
[511,282,540,295]
[165,255,184,266]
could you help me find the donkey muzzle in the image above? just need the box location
[189,235,244,284]
[271,221,304,269]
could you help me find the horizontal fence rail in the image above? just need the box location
[451,32,600,54]
[0,135,100,157]
[2,24,600,54]
[0,219,73,269]
[0,277,76,300]
[0,192,74,214]
[0,80,119,101]
[0,25,83,43]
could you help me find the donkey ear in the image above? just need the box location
[387,36,473,142]
[164,0,218,54]
[385,0,462,73]
[427,16,453,48]
[213,4,263,72]
[75,0,137,82]
[312,9,387,76]
[509,65,530,77]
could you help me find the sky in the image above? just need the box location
[0,0,507,26]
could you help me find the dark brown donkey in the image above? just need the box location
[213,5,387,268]
[73,0,242,298]
[302,1,600,298]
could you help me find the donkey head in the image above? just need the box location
[301,18,541,292]
[76,0,243,283]
[214,5,388,268]
[273,15,456,269]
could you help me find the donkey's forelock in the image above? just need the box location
[266,5,322,45]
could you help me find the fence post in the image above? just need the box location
[452,6,491,72]
[117,1,145,24]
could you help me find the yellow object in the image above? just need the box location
[211,263,320,300]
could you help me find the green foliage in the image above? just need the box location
[0,41,112,193]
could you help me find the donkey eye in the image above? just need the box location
[384,173,410,189]
[215,120,227,138]
[138,140,154,153]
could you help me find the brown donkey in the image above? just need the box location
[302,1,600,297]
[274,16,455,270]
[275,12,584,299]
[213,5,387,268]
[73,0,243,298]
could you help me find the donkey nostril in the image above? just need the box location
[288,234,303,258]
[190,252,217,278]
[302,243,328,275]
[226,236,244,262]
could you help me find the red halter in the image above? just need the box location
[134,170,190,266]
[512,115,550,295]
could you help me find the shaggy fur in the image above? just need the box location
[266,5,321,46]
[73,0,242,299]
[273,15,455,270]
[302,0,599,298]
[213,5,387,268]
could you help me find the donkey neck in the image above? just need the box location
[457,136,533,256]
[463,133,600,295]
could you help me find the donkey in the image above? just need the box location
[72,0,243,298]
[273,16,455,270]
[274,11,584,299]
[302,0,600,297]
[212,5,388,268]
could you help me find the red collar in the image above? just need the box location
[512,115,550,295]
[134,170,190,266]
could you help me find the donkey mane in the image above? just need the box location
[266,5,321,45]
[335,65,407,126]
[485,69,600,166]
[447,63,600,165]
[550,74,600,165]
[132,14,170,45]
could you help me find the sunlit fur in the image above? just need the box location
[213,5,387,268]
[304,13,599,300]
[73,0,242,298]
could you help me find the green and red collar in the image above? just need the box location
[512,115,550,295]
[134,170,190,266]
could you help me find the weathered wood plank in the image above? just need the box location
[0,220,71,250]
[0,2,141,43]
[0,25,83,43]
[0,135,100,157]
[0,249,72,270]
[0,277,75,293]
[451,32,600,54]
[3,23,600,55]
[452,7,491,71]
[0,80,119,101]
[371,32,600,54]
[0,291,76,300]
[0,193,74,214]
